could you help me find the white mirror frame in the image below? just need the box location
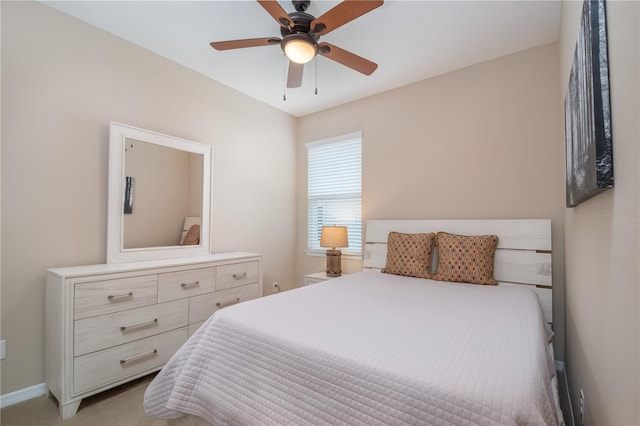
[107,122,213,263]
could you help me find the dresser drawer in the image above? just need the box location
[188,321,205,337]
[189,283,260,324]
[74,275,158,320]
[74,299,188,357]
[158,267,215,303]
[73,327,187,394]
[216,261,258,291]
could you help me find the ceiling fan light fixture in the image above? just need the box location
[283,34,317,64]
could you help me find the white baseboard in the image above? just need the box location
[0,383,47,408]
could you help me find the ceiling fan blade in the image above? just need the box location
[318,42,378,75]
[210,37,281,51]
[257,0,293,28]
[287,61,304,88]
[311,0,383,35]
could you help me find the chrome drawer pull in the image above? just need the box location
[107,292,133,301]
[232,272,247,279]
[120,349,158,365]
[120,318,158,332]
[180,281,200,289]
[216,297,240,308]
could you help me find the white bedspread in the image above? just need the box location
[144,271,561,425]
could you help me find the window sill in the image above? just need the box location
[305,250,362,261]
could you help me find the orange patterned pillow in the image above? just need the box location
[181,224,200,246]
[382,232,435,279]
[433,232,499,285]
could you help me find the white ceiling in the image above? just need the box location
[42,1,561,117]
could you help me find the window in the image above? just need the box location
[306,133,362,257]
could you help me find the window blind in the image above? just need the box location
[307,134,362,256]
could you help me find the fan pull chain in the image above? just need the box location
[314,56,318,95]
[283,54,287,101]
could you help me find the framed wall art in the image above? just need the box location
[564,0,613,207]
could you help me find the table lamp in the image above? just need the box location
[320,225,349,277]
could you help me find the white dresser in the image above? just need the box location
[45,252,262,419]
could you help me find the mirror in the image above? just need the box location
[122,139,203,249]
[107,122,213,263]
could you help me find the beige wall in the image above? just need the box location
[0,1,297,395]
[123,140,192,248]
[296,43,566,357]
[559,1,640,425]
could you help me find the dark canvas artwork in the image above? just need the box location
[124,176,134,214]
[565,0,613,207]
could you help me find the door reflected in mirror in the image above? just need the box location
[123,138,203,249]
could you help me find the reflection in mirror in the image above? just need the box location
[107,122,213,264]
[123,138,203,249]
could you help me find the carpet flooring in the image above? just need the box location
[0,374,165,426]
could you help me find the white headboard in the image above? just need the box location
[364,219,553,323]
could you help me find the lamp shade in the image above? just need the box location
[320,226,348,249]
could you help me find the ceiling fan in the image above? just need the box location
[210,0,383,89]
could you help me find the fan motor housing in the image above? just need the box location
[281,11,318,40]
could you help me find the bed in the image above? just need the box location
[144,219,563,425]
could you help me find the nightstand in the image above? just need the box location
[304,271,343,285]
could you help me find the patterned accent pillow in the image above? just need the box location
[433,232,499,285]
[382,232,435,279]
[181,224,200,246]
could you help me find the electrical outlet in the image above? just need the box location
[272,282,280,293]
[579,389,585,425]
[0,340,6,360]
